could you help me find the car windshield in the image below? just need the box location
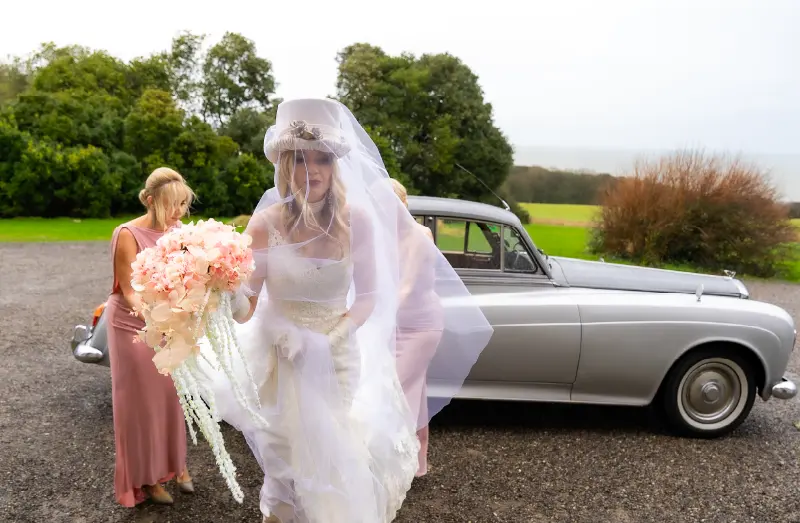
[503,226,538,272]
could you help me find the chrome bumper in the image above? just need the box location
[70,325,103,364]
[771,378,797,400]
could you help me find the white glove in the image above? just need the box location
[327,316,355,347]
[230,287,251,322]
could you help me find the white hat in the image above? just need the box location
[263,98,351,163]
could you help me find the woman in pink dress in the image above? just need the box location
[106,167,196,506]
[390,179,444,477]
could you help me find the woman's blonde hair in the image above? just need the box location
[389,178,408,207]
[276,152,349,255]
[138,167,196,230]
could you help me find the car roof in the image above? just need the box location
[407,195,522,227]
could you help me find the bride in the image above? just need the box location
[208,98,493,522]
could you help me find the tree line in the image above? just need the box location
[4,33,794,231]
[502,165,619,206]
[0,33,515,219]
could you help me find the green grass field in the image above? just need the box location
[520,203,599,226]
[0,216,236,242]
[0,217,123,242]
[520,203,800,229]
[521,205,800,277]
[526,223,592,259]
[2,206,799,281]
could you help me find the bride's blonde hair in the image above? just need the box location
[138,167,195,230]
[276,151,349,253]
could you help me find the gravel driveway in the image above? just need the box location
[1,242,799,523]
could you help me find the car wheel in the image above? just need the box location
[661,348,757,438]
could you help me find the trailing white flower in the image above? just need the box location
[129,219,263,503]
[163,291,271,503]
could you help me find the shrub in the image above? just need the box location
[788,202,800,220]
[590,150,797,277]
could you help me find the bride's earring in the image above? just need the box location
[327,190,333,209]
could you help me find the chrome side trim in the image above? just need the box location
[459,276,556,287]
[492,322,582,328]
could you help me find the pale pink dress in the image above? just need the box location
[395,223,444,477]
[107,223,187,507]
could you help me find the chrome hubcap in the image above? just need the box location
[701,382,721,402]
[680,360,743,425]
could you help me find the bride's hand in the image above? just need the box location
[328,315,355,347]
[229,287,252,322]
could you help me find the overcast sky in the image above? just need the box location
[2,0,798,157]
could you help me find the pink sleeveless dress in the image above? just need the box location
[107,223,187,507]
[395,223,444,477]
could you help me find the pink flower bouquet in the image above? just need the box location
[130,218,259,502]
[131,218,255,374]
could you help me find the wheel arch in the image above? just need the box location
[652,339,767,404]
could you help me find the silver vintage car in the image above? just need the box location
[70,196,798,438]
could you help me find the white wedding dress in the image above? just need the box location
[200,97,493,522]
[206,226,420,523]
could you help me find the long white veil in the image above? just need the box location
[206,98,493,521]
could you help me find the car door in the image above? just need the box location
[422,215,582,398]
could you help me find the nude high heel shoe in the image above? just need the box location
[144,483,174,505]
[177,470,194,494]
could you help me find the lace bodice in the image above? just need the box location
[265,227,352,331]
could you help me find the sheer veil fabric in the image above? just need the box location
[205,98,494,522]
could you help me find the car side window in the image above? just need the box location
[503,226,539,274]
[413,214,435,234]
[434,218,501,271]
